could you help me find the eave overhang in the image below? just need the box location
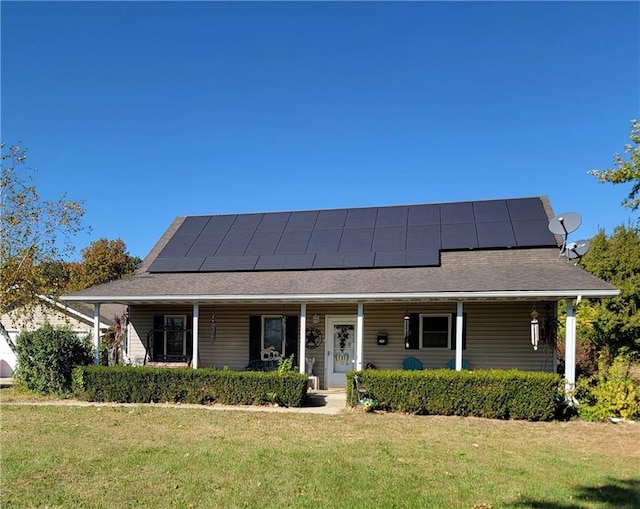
[60,288,620,306]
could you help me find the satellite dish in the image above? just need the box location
[548,212,590,264]
[566,240,590,260]
[548,212,582,236]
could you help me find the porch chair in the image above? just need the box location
[447,358,470,370]
[402,356,423,370]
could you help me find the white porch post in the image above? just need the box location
[356,303,364,371]
[299,303,307,375]
[192,304,199,369]
[565,299,577,396]
[93,304,101,365]
[455,301,464,371]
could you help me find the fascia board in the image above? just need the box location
[60,288,620,304]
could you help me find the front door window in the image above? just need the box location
[165,315,186,357]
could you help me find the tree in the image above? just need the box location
[68,238,140,291]
[577,225,640,356]
[0,143,88,319]
[589,119,640,213]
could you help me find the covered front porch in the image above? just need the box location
[85,294,581,395]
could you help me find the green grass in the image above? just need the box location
[1,394,639,508]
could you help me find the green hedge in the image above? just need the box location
[347,369,564,421]
[72,366,308,407]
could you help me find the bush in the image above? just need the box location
[347,369,563,421]
[14,323,93,394]
[72,366,308,407]
[577,350,640,421]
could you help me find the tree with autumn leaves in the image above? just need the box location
[1,143,138,339]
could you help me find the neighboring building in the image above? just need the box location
[61,197,618,391]
[0,297,125,377]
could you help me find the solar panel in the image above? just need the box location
[285,210,318,231]
[174,257,206,272]
[407,225,441,250]
[147,197,555,273]
[406,250,440,266]
[227,256,260,271]
[305,240,340,254]
[186,234,225,257]
[158,235,198,258]
[175,216,210,235]
[148,258,179,272]
[374,251,408,267]
[315,209,347,230]
[507,198,546,221]
[441,223,478,249]
[229,214,263,233]
[202,215,236,235]
[255,255,287,270]
[200,256,232,271]
[473,200,510,223]
[215,232,253,256]
[441,202,475,224]
[257,212,290,232]
[343,252,375,268]
[376,206,408,227]
[408,204,440,226]
[476,222,516,248]
[345,208,377,228]
[512,220,557,247]
[244,232,281,256]
[313,253,346,268]
[282,254,316,270]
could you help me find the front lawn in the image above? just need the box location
[1,398,639,508]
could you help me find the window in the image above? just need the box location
[164,315,187,356]
[262,315,285,356]
[420,314,451,349]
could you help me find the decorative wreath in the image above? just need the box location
[305,327,323,349]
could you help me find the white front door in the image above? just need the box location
[325,316,358,388]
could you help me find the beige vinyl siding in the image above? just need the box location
[127,301,556,388]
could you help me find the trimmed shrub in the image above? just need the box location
[348,369,563,421]
[72,366,308,407]
[14,323,93,394]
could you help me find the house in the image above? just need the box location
[0,297,126,377]
[60,197,618,393]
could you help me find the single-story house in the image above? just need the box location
[0,297,126,377]
[61,196,618,393]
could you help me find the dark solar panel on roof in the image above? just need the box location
[476,221,516,248]
[203,215,236,235]
[376,206,408,227]
[507,198,546,221]
[441,223,478,249]
[473,200,510,223]
[512,220,557,246]
[408,204,440,226]
[282,254,315,270]
[176,216,210,235]
[147,197,555,273]
[441,202,475,224]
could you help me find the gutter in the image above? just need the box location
[60,288,620,304]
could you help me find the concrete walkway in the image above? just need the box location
[1,381,349,415]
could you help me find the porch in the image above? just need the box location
[89,299,575,393]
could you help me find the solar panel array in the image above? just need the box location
[147,198,557,273]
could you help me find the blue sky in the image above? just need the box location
[2,1,638,259]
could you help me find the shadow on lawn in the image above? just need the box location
[512,478,640,509]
